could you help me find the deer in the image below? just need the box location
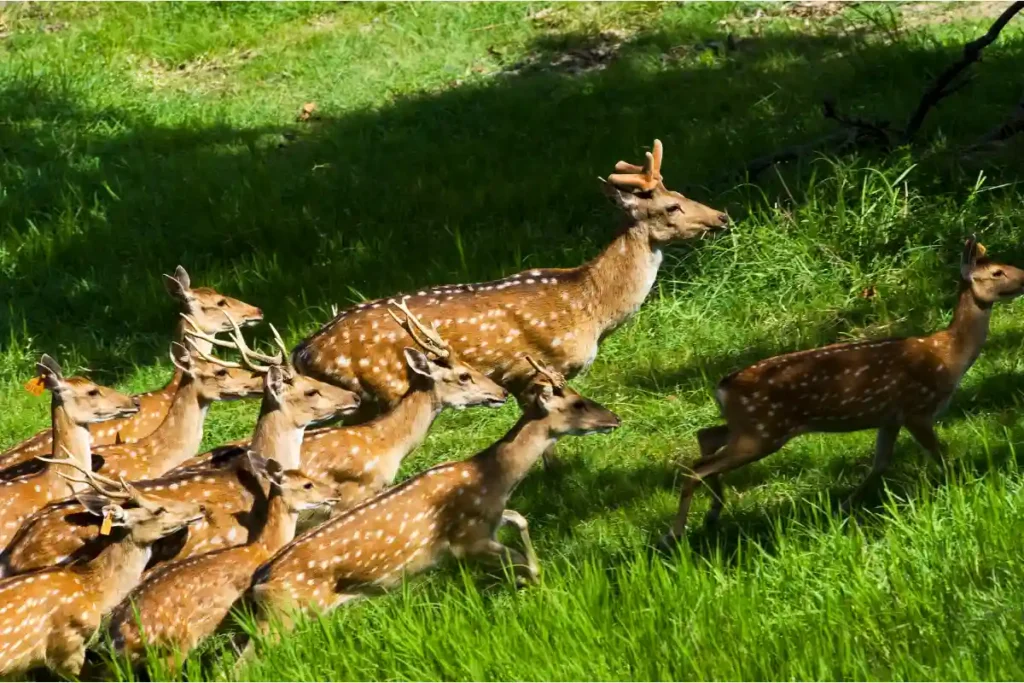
[0,356,140,549]
[85,341,268,482]
[0,326,360,577]
[290,139,727,467]
[0,461,205,679]
[107,454,338,672]
[665,237,1024,543]
[236,359,620,660]
[0,265,263,479]
[174,302,509,514]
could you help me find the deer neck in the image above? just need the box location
[250,408,303,471]
[941,284,993,377]
[255,491,297,557]
[78,533,153,616]
[474,414,556,496]
[143,376,210,472]
[581,224,662,337]
[49,401,93,498]
[371,386,440,484]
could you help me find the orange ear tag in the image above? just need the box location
[977,243,987,257]
[99,510,114,536]
[24,376,46,397]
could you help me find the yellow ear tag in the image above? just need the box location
[977,243,987,257]
[24,376,46,397]
[99,510,113,536]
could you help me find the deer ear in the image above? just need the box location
[164,267,192,301]
[534,383,556,414]
[36,354,64,390]
[599,179,642,218]
[402,348,432,379]
[170,342,193,375]
[265,366,286,405]
[961,235,979,281]
[264,458,284,484]
[239,450,269,477]
[76,496,129,527]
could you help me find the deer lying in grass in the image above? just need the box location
[237,359,619,659]
[291,139,726,466]
[0,356,139,548]
[0,266,263,477]
[108,455,337,671]
[666,237,1024,542]
[0,328,359,576]
[175,302,508,513]
[0,461,204,679]
[86,342,265,481]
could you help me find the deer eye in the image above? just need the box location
[216,299,228,307]
[458,372,471,383]
[573,400,586,411]
[666,204,682,214]
[88,389,100,397]
[215,369,229,377]
[992,269,1005,277]
[305,389,321,398]
[303,482,314,490]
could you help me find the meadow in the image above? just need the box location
[2,2,1024,679]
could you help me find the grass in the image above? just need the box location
[2,1,1024,680]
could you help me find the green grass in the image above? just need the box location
[3,2,1024,680]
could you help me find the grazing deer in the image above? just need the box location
[0,463,204,679]
[0,329,359,576]
[87,342,266,481]
[176,303,509,513]
[108,455,337,670]
[666,237,1024,541]
[0,266,263,477]
[291,139,726,465]
[238,359,619,657]
[0,356,139,548]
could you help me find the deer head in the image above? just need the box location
[164,265,263,335]
[388,301,509,410]
[961,236,1024,305]
[250,454,339,514]
[36,355,140,424]
[521,357,620,436]
[601,139,729,244]
[168,342,264,403]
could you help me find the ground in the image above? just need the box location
[2,1,1024,680]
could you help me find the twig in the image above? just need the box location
[902,1,1024,143]
[962,91,1024,154]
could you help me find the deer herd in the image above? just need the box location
[0,138,1021,678]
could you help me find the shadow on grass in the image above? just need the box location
[1,20,1024,383]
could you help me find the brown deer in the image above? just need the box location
[0,328,360,576]
[0,266,263,477]
[175,302,509,513]
[0,463,204,679]
[0,356,139,548]
[107,454,337,671]
[290,139,727,465]
[238,359,619,657]
[665,237,1024,542]
[86,341,266,481]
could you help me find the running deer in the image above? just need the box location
[291,139,726,464]
[238,359,619,657]
[0,464,204,679]
[0,329,359,576]
[86,341,266,481]
[0,266,263,478]
[175,302,509,513]
[0,356,139,548]
[666,237,1024,542]
[108,455,337,670]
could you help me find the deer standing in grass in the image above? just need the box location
[237,359,619,659]
[666,237,1024,541]
[107,455,337,671]
[0,462,204,678]
[291,139,726,466]
[0,327,360,576]
[0,266,263,478]
[0,356,139,548]
[176,302,509,513]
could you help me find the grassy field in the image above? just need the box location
[2,1,1024,680]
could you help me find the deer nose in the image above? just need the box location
[716,212,730,228]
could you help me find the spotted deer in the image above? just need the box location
[0,266,263,478]
[108,455,337,670]
[176,302,508,513]
[238,359,619,658]
[291,139,726,465]
[0,463,204,679]
[0,328,360,576]
[0,356,139,548]
[87,341,266,481]
[666,237,1024,542]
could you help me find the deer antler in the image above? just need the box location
[387,300,452,359]
[184,311,284,373]
[607,138,664,192]
[38,447,135,501]
[526,355,566,388]
[179,314,239,352]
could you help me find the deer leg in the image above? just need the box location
[904,419,946,468]
[696,425,731,527]
[499,509,540,581]
[841,423,900,512]
[465,536,538,587]
[49,644,86,680]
